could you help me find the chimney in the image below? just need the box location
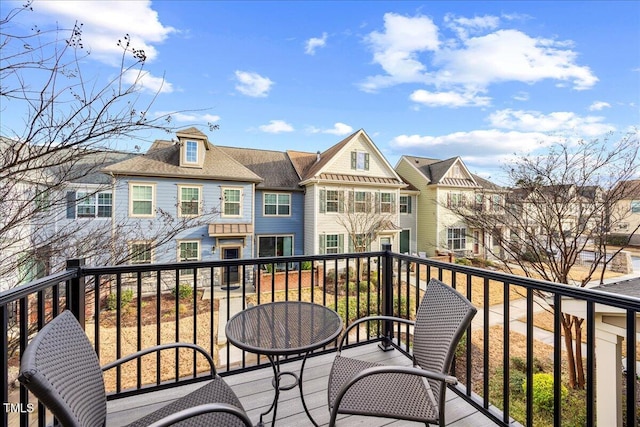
[316,150,321,163]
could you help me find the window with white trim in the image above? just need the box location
[399,195,411,214]
[326,190,340,213]
[447,227,467,250]
[264,193,290,216]
[179,185,201,217]
[325,234,340,254]
[185,140,198,163]
[351,151,369,171]
[129,242,152,264]
[223,188,242,216]
[354,191,369,213]
[76,191,112,218]
[380,192,394,213]
[130,184,154,217]
[631,200,640,213]
[178,240,200,275]
[448,192,463,208]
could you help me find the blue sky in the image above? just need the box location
[2,1,639,184]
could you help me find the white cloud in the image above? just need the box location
[308,123,354,136]
[589,101,611,111]
[235,71,274,97]
[31,0,176,65]
[488,109,615,136]
[122,70,173,94]
[305,32,328,55]
[259,120,294,133]
[153,112,220,123]
[513,91,530,101]
[360,13,440,92]
[409,89,491,107]
[361,13,598,96]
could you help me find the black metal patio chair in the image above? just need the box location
[18,310,252,427]
[327,278,477,426]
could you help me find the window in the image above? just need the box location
[76,191,96,218]
[475,194,484,211]
[178,240,200,275]
[258,236,293,257]
[380,192,394,213]
[399,195,411,214]
[447,227,467,250]
[264,193,291,216]
[326,190,340,213]
[185,140,198,163]
[179,186,200,216]
[223,188,241,216]
[35,187,50,211]
[448,192,463,208]
[632,201,640,213]
[129,242,152,264]
[491,194,501,212]
[351,151,369,171]
[73,191,112,218]
[354,191,369,213]
[130,184,154,216]
[324,234,340,254]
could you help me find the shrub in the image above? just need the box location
[105,289,134,311]
[171,284,193,300]
[300,261,312,270]
[455,258,472,266]
[523,373,568,411]
[358,281,372,292]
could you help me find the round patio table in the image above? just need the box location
[225,301,343,427]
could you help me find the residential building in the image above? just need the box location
[288,129,408,255]
[395,155,505,258]
[610,179,640,246]
[218,146,304,263]
[103,128,262,286]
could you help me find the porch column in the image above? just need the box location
[595,318,623,427]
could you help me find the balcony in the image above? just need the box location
[2,248,639,426]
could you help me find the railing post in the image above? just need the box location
[66,259,85,329]
[379,243,394,351]
[1,305,8,427]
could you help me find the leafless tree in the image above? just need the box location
[0,3,216,288]
[451,131,639,389]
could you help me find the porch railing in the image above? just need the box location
[2,246,639,426]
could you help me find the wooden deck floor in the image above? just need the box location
[106,343,497,427]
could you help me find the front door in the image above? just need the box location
[222,247,240,289]
[399,230,410,254]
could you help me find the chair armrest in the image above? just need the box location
[338,315,415,351]
[329,365,457,427]
[145,403,253,427]
[101,343,215,375]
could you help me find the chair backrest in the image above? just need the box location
[412,278,477,401]
[19,310,107,427]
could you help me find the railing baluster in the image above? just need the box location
[626,310,637,427]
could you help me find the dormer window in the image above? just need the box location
[184,140,198,164]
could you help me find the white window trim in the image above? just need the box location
[325,234,340,254]
[399,195,410,214]
[129,182,156,218]
[263,192,292,217]
[326,189,340,214]
[177,240,201,262]
[75,190,112,219]
[184,140,199,164]
[178,184,203,218]
[222,187,243,218]
[128,241,154,264]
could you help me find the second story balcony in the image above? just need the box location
[2,246,639,426]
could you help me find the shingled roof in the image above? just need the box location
[403,155,479,188]
[217,146,302,191]
[103,141,262,183]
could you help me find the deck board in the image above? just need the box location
[106,343,495,426]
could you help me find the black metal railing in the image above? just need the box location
[2,247,639,426]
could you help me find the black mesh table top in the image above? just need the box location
[225,301,343,356]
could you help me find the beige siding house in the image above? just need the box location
[610,179,640,246]
[395,155,505,258]
[288,129,408,255]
